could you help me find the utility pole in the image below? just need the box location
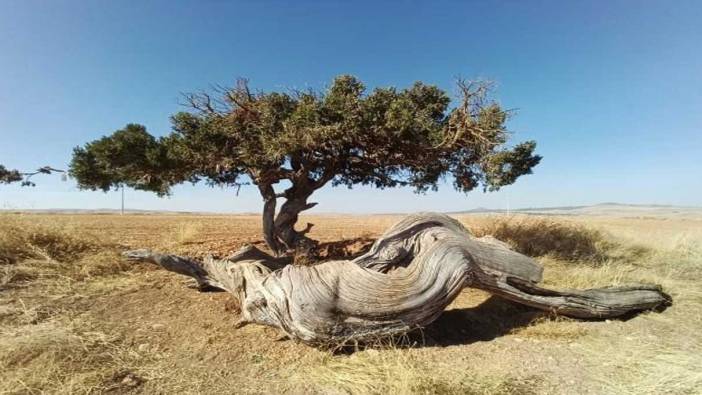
[506,189,511,216]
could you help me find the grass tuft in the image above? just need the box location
[301,348,543,394]
[510,316,588,340]
[470,216,631,262]
[0,215,130,289]
[0,216,104,264]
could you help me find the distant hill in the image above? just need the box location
[2,203,701,218]
[450,203,702,218]
[0,208,259,216]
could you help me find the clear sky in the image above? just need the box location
[1,0,700,213]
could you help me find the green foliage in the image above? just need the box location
[70,75,541,199]
[0,165,22,184]
[70,124,192,195]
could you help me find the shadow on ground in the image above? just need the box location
[329,296,542,354]
[419,296,543,347]
[414,291,669,348]
[315,237,376,260]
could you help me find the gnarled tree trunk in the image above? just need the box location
[125,213,670,346]
[257,182,318,257]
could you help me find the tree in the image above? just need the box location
[0,164,64,186]
[70,76,542,256]
[0,165,22,184]
[124,213,669,346]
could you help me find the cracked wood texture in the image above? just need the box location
[124,213,670,346]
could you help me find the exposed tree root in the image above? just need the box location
[124,213,670,346]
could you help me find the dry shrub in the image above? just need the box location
[0,216,130,289]
[0,251,129,291]
[173,221,204,245]
[470,216,615,262]
[0,217,103,264]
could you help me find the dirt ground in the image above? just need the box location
[1,213,700,394]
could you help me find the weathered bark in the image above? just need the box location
[251,159,338,255]
[258,183,283,256]
[273,195,317,253]
[256,182,318,257]
[124,213,670,346]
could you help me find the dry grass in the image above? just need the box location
[467,215,649,263]
[510,316,588,341]
[0,217,104,264]
[0,314,154,394]
[0,216,130,292]
[0,212,700,394]
[300,348,542,395]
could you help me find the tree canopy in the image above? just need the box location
[70,75,541,255]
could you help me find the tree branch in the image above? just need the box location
[1,165,65,187]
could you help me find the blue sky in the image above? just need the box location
[1,0,700,213]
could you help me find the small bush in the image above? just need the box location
[0,218,102,263]
[470,216,614,262]
[0,216,129,288]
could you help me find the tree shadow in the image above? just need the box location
[413,291,670,348]
[329,291,667,354]
[328,295,542,354]
[416,296,543,347]
[315,237,376,261]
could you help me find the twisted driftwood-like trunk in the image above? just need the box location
[125,213,669,346]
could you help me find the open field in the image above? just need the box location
[1,212,701,394]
